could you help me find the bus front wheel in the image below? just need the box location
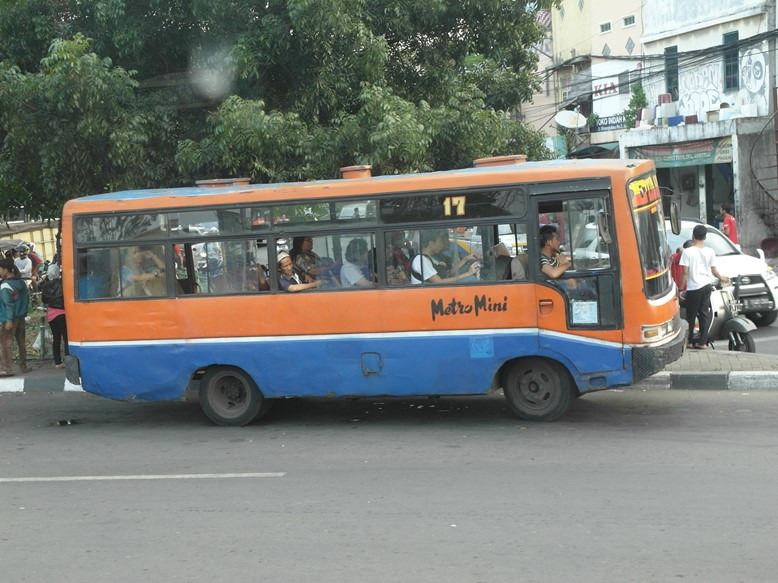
[199,366,271,427]
[502,358,574,422]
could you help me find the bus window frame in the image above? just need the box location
[531,190,623,330]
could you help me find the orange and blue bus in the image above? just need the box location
[62,156,686,426]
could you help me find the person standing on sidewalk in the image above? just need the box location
[720,203,739,246]
[0,258,31,376]
[679,225,730,349]
[41,263,68,369]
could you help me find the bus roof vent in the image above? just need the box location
[473,155,527,168]
[195,178,251,188]
[340,165,372,179]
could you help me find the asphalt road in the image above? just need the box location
[2,390,777,583]
[752,319,778,355]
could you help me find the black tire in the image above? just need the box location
[502,358,575,422]
[728,331,756,353]
[748,311,778,327]
[199,366,271,426]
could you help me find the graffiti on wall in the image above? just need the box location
[739,45,768,115]
[633,41,770,122]
[678,62,721,119]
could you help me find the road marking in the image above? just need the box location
[0,472,285,483]
[0,378,25,392]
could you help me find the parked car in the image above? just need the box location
[667,219,778,327]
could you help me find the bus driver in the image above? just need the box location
[539,225,571,279]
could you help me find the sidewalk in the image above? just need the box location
[0,359,82,394]
[0,349,777,395]
[634,349,778,391]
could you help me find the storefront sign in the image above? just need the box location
[628,137,732,168]
[594,114,626,132]
[593,78,619,98]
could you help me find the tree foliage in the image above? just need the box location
[0,0,557,217]
[623,82,648,131]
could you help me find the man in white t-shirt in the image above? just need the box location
[679,224,730,349]
[13,246,32,280]
[410,229,480,284]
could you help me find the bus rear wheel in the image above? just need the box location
[199,366,271,427]
[502,358,574,422]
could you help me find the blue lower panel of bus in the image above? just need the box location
[70,330,633,401]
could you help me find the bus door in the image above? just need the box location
[531,193,624,374]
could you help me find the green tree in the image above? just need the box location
[623,82,648,131]
[0,0,557,216]
[0,35,178,218]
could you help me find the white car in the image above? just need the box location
[667,219,778,327]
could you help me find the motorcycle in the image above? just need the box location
[685,276,756,352]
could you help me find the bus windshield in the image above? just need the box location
[628,173,672,298]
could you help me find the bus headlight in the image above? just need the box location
[641,319,674,342]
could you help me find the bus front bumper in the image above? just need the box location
[64,355,81,386]
[631,320,688,383]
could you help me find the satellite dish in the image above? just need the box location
[554,109,588,129]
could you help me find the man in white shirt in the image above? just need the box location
[411,229,480,284]
[679,225,730,349]
[13,246,32,280]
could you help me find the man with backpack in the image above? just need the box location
[0,257,31,376]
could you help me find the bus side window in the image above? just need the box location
[76,248,117,299]
[491,223,528,282]
[409,227,481,284]
[384,230,412,287]
[184,240,270,295]
[116,244,167,298]
[338,233,376,288]
[566,199,611,270]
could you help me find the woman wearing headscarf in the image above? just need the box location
[42,263,68,368]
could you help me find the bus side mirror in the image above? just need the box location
[598,212,612,244]
[670,197,681,235]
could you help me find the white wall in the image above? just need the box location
[640,12,770,119]
[642,0,768,40]
[591,60,642,118]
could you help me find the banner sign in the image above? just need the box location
[628,137,732,168]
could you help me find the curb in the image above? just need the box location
[631,371,778,391]
[0,376,82,394]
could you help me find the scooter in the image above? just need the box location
[693,276,757,352]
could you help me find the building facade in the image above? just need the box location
[589,1,643,148]
[619,0,778,253]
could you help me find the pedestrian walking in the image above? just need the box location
[0,258,31,376]
[679,225,730,349]
[41,263,68,368]
[720,203,739,246]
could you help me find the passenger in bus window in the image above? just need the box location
[340,239,375,288]
[386,231,411,286]
[411,229,479,284]
[278,252,322,292]
[492,242,527,281]
[436,231,479,282]
[121,246,166,297]
[539,225,571,279]
[290,236,338,284]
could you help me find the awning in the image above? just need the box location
[566,143,619,159]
